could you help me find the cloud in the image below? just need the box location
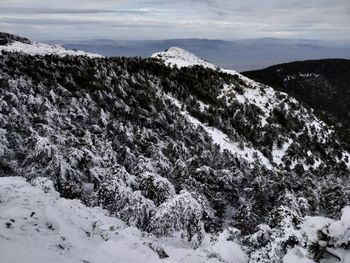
[0,7,150,15]
[0,0,349,40]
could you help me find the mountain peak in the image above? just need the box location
[152,46,217,69]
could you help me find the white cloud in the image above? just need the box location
[0,0,349,40]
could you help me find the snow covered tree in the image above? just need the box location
[309,206,350,262]
[148,190,214,247]
[95,166,156,229]
[138,171,175,206]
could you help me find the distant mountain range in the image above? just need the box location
[45,38,350,71]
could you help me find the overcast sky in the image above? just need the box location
[1,0,349,41]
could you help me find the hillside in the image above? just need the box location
[1,34,350,262]
[243,59,350,146]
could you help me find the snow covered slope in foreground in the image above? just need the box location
[0,177,247,263]
[0,33,101,57]
[2,176,349,263]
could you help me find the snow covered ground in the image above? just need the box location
[0,176,248,263]
[284,208,350,263]
[2,176,348,263]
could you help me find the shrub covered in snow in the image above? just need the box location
[148,190,214,247]
[138,171,175,206]
[95,167,156,229]
[308,206,350,261]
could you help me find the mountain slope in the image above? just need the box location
[152,47,350,172]
[243,59,350,146]
[1,34,350,262]
[0,32,101,57]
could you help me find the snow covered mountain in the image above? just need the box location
[0,32,101,57]
[1,34,350,262]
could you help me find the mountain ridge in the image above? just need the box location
[0,32,101,57]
